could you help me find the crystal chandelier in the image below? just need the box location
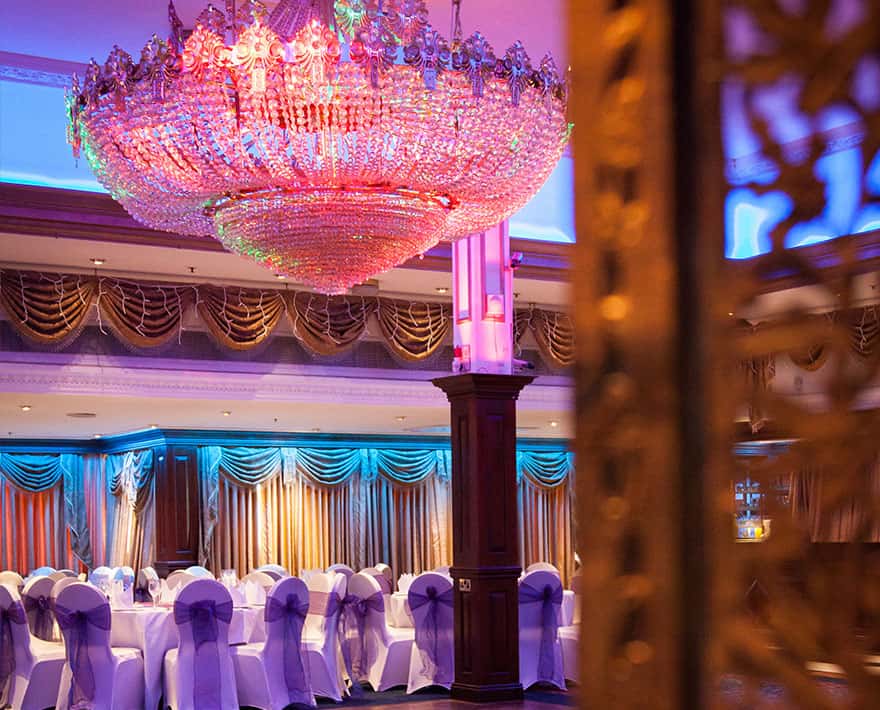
[67,0,570,293]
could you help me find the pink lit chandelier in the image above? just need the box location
[67,0,570,293]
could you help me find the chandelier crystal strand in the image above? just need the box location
[67,0,570,293]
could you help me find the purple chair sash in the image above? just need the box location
[174,598,233,710]
[347,591,384,680]
[309,590,363,696]
[23,594,55,641]
[54,602,112,707]
[0,601,27,697]
[265,592,310,700]
[367,572,392,595]
[409,585,453,681]
[519,582,563,682]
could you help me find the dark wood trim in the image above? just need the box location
[0,183,571,281]
[0,427,570,454]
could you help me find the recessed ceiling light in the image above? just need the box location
[275,274,287,280]
[90,258,106,266]
[728,311,734,317]
[20,405,32,412]
[311,427,321,433]
[93,433,102,439]
[66,412,97,419]
[549,420,559,428]
[222,410,231,417]
[395,415,407,422]
[149,424,158,429]
[435,287,449,294]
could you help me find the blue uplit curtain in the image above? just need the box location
[199,446,222,566]
[289,447,369,485]
[370,449,452,483]
[517,450,574,487]
[217,447,283,485]
[0,452,66,491]
[0,452,86,571]
[102,449,155,569]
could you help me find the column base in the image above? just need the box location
[450,682,524,703]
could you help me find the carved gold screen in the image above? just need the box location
[571,1,880,708]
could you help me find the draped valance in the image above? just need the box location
[517,450,575,488]
[0,452,69,491]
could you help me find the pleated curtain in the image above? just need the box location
[0,453,77,573]
[104,450,156,569]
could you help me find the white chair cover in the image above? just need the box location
[347,572,414,691]
[359,567,392,595]
[526,562,560,576]
[405,572,454,693]
[559,625,579,682]
[29,566,55,579]
[0,582,65,710]
[256,564,289,577]
[518,570,565,690]
[163,579,238,710]
[256,568,284,582]
[21,576,58,641]
[374,563,393,584]
[185,565,214,579]
[88,566,114,590]
[56,569,78,578]
[54,582,144,710]
[50,577,80,604]
[136,566,160,602]
[0,571,24,592]
[326,563,354,580]
[302,571,347,701]
[167,571,197,592]
[433,565,451,577]
[232,576,316,709]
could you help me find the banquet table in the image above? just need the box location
[110,604,265,710]
[386,589,577,628]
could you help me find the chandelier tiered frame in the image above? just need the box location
[67,0,571,293]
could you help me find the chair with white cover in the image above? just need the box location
[360,567,392,595]
[405,572,454,693]
[347,572,414,691]
[29,566,55,579]
[256,568,284,582]
[232,576,316,709]
[136,566,160,602]
[433,565,451,577]
[0,571,24,592]
[0,582,65,710]
[257,564,289,578]
[185,565,214,579]
[22,576,59,641]
[167,570,197,592]
[54,582,144,709]
[88,565,114,590]
[57,569,77,578]
[374,563,393,584]
[518,570,565,690]
[243,570,274,589]
[526,562,560,576]
[326,563,354,580]
[558,625,579,683]
[51,577,80,604]
[301,570,346,701]
[163,579,238,710]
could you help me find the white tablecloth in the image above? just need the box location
[386,590,576,628]
[110,604,265,710]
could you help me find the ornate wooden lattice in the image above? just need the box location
[572,0,880,708]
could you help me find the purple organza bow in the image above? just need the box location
[173,598,233,710]
[23,594,55,641]
[409,585,453,681]
[265,592,310,700]
[347,592,384,680]
[0,601,27,697]
[308,590,363,696]
[54,602,112,708]
[368,572,392,595]
[518,582,563,682]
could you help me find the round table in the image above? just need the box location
[386,590,577,628]
[110,604,265,710]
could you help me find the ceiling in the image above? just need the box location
[0,0,567,68]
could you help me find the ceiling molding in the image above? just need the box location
[0,51,85,88]
[0,357,573,411]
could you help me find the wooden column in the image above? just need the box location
[152,443,201,577]
[432,373,534,702]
